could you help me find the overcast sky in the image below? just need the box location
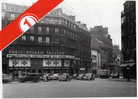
[2,0,127,48]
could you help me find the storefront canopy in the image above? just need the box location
[120,63,135,67]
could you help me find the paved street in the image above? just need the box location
[3,79,136,98]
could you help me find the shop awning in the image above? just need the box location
[120,63,135,67]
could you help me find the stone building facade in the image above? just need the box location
[2,3,91,76]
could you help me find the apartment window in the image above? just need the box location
[30,26,34,33]
[38,36,42,43]
[38,26,42,33]
[30,36,34,41]
[10,14,15,20]
[21,35,26,40]
[55,28,59,33]
[121,16,125,24]
[46,37,50,43]
[52,38,59,44]
[46,27,49,33]
[63,29,66,35]
[75,34,78,40]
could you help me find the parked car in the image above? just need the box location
[110,73,119,78]
[48,73,59,80]
[19,73,41,82]
[76,74,85,80]
[119,73,124,79]
[98,70,110,79]
[82,73,95,80]
[58,73,71,81]
[2,74,12,83]
[72,74,78,79]
[41,73,48,82]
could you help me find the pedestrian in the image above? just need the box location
[43,73,48,82]
[126,65,131,81]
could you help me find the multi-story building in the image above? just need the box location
[91,49,101,74]
[112,45,121,74]
[90,26,113,71]
[90,33,101,74]
[121,1,136,78]
[2,3,91,77]
[113,45,121,65]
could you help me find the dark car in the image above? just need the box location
[19,73,41,82]
[82,73,95,80]
[110,73,119,78]
[48,73,59,80]
[2,74,12,83]
[98,70,110,79]
[58,73,71,81]
[72,74,78,79]
[76,74,85,80]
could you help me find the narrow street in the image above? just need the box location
[3,79,136,98]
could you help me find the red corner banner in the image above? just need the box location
[0,0,63,50]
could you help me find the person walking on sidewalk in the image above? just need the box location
[126,65,131,81]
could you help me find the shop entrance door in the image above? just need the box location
[31,59,42,72]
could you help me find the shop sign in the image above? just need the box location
[7,54,77,59]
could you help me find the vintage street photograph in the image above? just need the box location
[2,0,136,98]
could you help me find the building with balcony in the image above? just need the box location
[90,26,113,72]
[2,3,91,77]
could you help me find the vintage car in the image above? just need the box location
[48,73,59,80]
[19,73,41,82]
[110,73,119,78]
[58,73,71,81]
[98,70,110,79]
[82,73,95,80]
[3,74,12,83]
[41,73,48,82]
[76,74,85,80]
[72,74,78,79]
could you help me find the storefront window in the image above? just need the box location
[9,59,13,67]
[64,60,70,67]
[9,59,30,67]
[21,59,31,67]
[12,59,19,67]
[43,59,51,67]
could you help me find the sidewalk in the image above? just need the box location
[108,78,136,83]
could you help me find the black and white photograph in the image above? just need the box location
[2,0,136,98]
